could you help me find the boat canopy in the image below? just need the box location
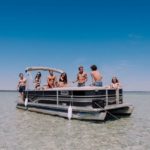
[25,67,64,74]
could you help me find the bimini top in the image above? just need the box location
[25,66,64,74]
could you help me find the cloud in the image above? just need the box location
[73,58,87,66]
[103,60,135,74]
[128,33,143,39]
[115,60,136,72]
[101,60,137,87]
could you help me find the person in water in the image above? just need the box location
[34,72,41,90]
[110,76,121,89]
[18,73,27,99]
[47,71,57,88]
[90,65,103,87]
[58,72,68,87]
[73,66,88,87]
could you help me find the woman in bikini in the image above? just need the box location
[110,77,121,89]
[58,72,68,87]
[34,72,42,90]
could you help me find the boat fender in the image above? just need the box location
[25,98,28,107]
[67,105,72,120]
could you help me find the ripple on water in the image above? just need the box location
[0,92,150,150]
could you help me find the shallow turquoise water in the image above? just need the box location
[0,91,150,150]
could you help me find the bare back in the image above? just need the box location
[91,71,102,82]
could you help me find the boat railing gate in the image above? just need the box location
[105,89,120,106]
[106,89,108,106]
[56,90,59,106]
[116,89,119,104]
[56,90,74,107]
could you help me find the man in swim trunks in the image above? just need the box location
[47,71,57,88]
[18,73,27,99]
[90,65,103,87]
[73,66,88,87]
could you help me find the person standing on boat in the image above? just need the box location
[18,73,27,99]
[47,71,57,88]
[73,66,88,87]
[90,65,103,87]
[34,72,41,90]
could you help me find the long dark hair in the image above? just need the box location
[112,77,119,84]
[19,73,23,77]
[60,73,67,84]
[35,72,41,79]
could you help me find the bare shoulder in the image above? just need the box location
[91,71,94,74]
[83,72,87,76]
[47,75,51,79]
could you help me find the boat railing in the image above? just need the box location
[56,90,59,106]
[105,89,121,107]
[116,89,120,104]
[105,89,108,106]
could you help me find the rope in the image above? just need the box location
[94,102,119,120]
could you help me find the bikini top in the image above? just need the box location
[59,77,64,82]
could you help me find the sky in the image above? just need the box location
[0,0,150,91]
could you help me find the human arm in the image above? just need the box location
[84,73,88,82]
[47,76,50,85]
[90,72,94,84]
[72,74,79,83]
